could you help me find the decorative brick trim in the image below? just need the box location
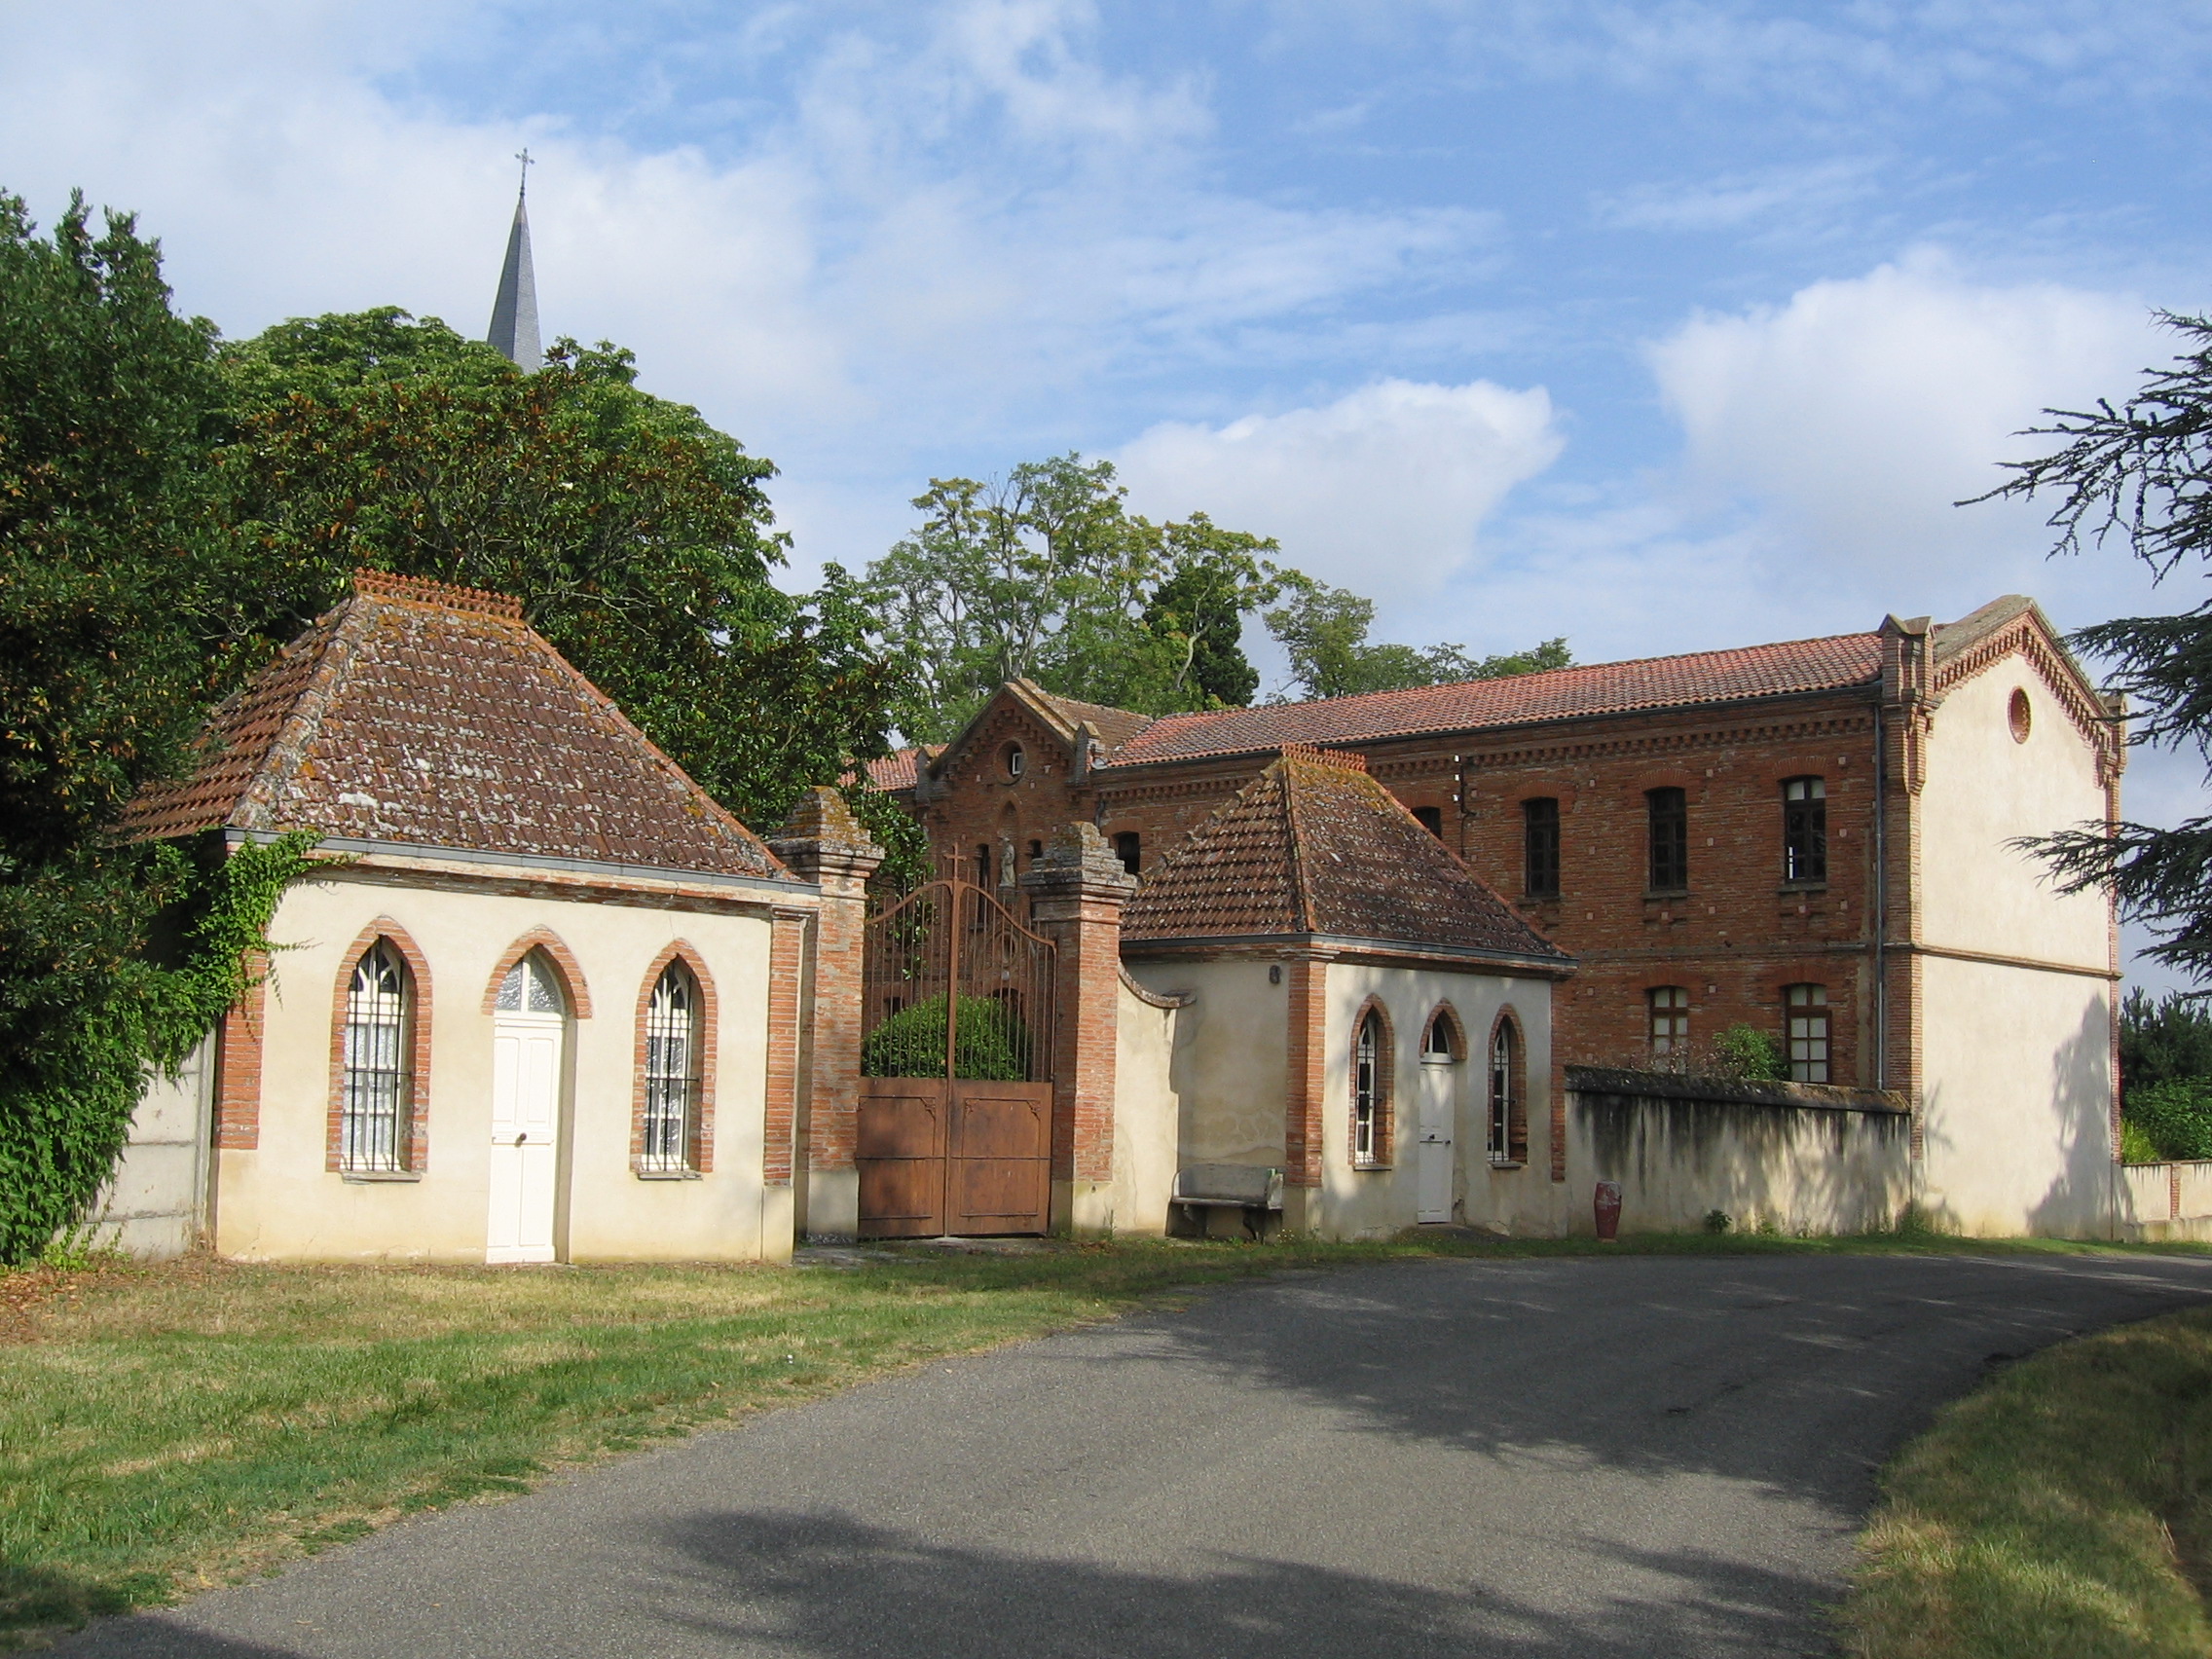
[631,940,720,1174]
[762,909,808,1185]
[480,927,595,1017]
[1349,993,1396,1169]
[1487,1004,1530,1164]
[214,959,268,1151]
[1932,616,2117,777]
[352,567,525,621]
[326,919,434,1172]
[1284,957,1327,1187]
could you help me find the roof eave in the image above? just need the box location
[1119,930,1573,977]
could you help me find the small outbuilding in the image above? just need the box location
[1119,746,1573,1238]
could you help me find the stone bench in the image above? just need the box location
[1172,1163,1284,1238]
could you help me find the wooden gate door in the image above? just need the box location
[858,874,1054,1238]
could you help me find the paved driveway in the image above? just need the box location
[54,1250,2212,1659]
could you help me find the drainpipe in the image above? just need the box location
[1872,700,1887,1091]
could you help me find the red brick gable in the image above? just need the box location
[1124,748,1569,967]
[1104,633,1887,768]
[123,571,793,882]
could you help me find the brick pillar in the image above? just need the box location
[1019,823,1137,1237]
[1280,950,1334,1234]
[769,786,883,1243]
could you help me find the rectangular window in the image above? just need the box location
[1523,797,1561,898]
[1646,787,1688,892]
[1649,985,1689,1059]
[1113,831,1142,877]
[1787,984,1830,1083]
[1784,777,1827,884]
[1413,805,1444,838]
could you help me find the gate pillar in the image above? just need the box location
[770,787,883,1240]
[1019,824,1137,1237]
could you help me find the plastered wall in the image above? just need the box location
[1916,953,2114,1236]
[98,1032,215,1259]
[1110,978,1182,1235]
[213,866,788,1264]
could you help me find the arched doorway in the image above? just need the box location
[488,950,569,1263]
[1417,1009,1462,1224]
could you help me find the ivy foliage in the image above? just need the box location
[0,192,327,1261]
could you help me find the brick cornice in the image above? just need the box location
[1932,616,2122,782]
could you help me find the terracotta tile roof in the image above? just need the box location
[123,571,793,882]
[1024,687,1156,754]
[1102,632,1886,768]
[1123,746,1569,967]
[866,749,919,792]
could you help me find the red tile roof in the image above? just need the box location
[123,571,793,881]
[1104,632,1886,769]
[866,749,919,792]
[1123,746,1568,966]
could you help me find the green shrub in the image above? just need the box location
[1713,1023,1790,1082]
[861,994,1032,1081]
[2126,1079,2212,1162]
[2120,1118,2165,1164]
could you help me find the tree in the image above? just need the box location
[865,455,1280,741]
[1263,573,1571,701]
[206,309,905,829]
[0,192,311,1263]
[1974,313,2212,982]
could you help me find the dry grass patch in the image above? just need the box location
[1845,1306,2212,1658]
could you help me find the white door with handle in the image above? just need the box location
[488,954,566,1264]
[1416,1055,1456,1224]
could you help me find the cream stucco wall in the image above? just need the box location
[1125,958,1289,1173]
[1109,978,1182,1236]
[1917,953,2114,1236]
[213,861,795,1264]
[97,1032,216,1259]
[1314,961,1556,1240]
[1919,655,2111,966]
[1913,651,2118,1238]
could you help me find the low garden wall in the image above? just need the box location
[1563,1065,1912,1236]
[2118,1160,2212,1242]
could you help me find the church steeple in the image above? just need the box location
[487,150,540,371]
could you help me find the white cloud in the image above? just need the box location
[1645,251,2160,623]
[1113,378,1564,593]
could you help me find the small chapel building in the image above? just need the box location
[114,571,876,1265]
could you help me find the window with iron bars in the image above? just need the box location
[641,962,702,1172]
[1489,1017,1525,1164]
[342,941,410,1172]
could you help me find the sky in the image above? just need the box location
[5,0,2209,982]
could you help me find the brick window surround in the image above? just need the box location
[632,941,720,1175]
[1350,996,1395,1169]
[480,927,595,1017]
[326,919,433,1174]
[1421,1002,1465,1061]
[1488,1006,1530,1165]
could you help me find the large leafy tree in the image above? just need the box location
[863,455,1281,741]
[1977,313,2212,982]
[0,193,306,1263]
[1263,573,1571,701]
[206,308,905,829]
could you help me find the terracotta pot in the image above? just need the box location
[1594,1181,1623,1241]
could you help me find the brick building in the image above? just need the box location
[877,594,2123,1235]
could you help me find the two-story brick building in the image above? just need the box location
[875,594,2123,1235]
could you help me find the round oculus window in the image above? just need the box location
[2008,687,2032,745]
[1005,744,1025,778]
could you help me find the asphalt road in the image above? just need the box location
[52,1250,2212,1659]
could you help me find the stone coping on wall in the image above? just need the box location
[1566,1064,1907,1116]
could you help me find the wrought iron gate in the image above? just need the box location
[858,874,1055,1237]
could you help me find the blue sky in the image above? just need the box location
[5,0,2210,978]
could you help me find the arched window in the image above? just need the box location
[1783,777,1826,884]
[1422,1010,1459,1060]
[1352,1006,1391,1167]
[1489,1015,1527,1165]
[641,961,703,1172]
[1785,984,1830,1084]
[342,941,412,1172]
[495,951,567,1015]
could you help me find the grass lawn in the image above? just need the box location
[1845,1305,2212,1658]
[1,1230,2205,1649]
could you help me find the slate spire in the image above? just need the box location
[487,150,540,371]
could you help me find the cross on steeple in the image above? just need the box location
[516,147,534,199]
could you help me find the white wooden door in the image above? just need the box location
[1416,1058,1455,1224]
[488,999,565,1264]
